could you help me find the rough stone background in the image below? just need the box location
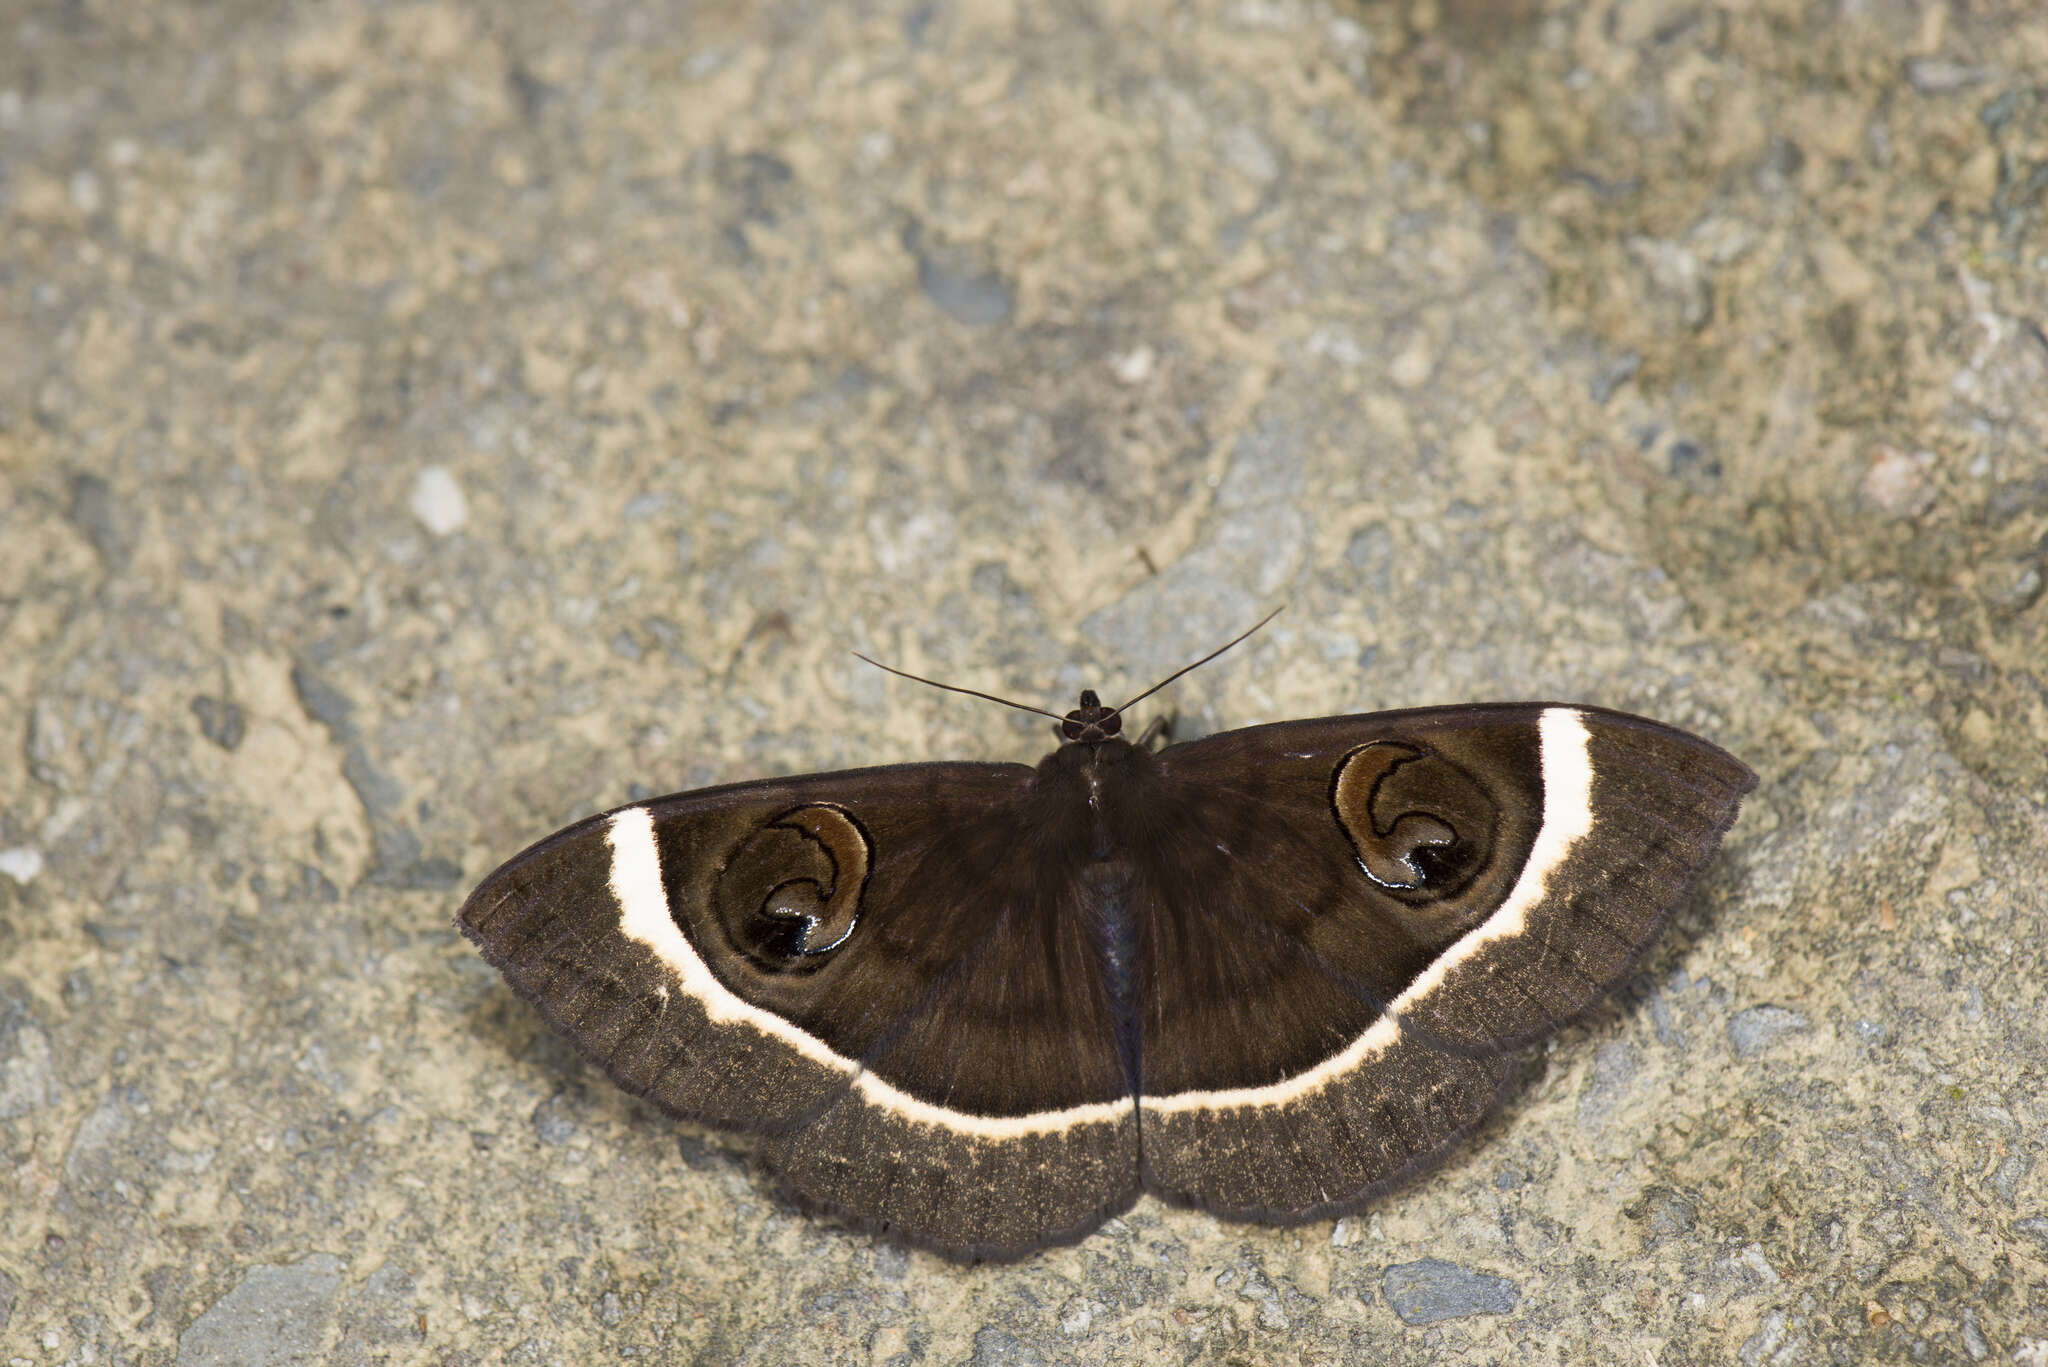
[2,0,2044,1361]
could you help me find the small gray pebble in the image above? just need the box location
[1380,1258,1519,1325]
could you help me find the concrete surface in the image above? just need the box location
[2,0,2045,1362]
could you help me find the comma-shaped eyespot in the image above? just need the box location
[1329,741,1497,901]
[710,804,873,973]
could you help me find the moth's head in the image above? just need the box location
[1060,690,1123,744]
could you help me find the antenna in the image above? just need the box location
[1107,605,1283,721]
[849,653,1068,723]
[850,605,1284,728]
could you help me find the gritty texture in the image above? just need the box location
[2,0,2045,1363]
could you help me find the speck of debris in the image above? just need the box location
[410,465,470,536]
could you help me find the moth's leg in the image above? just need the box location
[1133,715,1173,751]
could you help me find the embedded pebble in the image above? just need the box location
[1380,1259,1519,1325]
[1729,1005,1810,1059]
[178,1254,345,1367]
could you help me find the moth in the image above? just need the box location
[459,619,1754,1260]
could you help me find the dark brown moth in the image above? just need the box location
[458,632,1754,1260]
